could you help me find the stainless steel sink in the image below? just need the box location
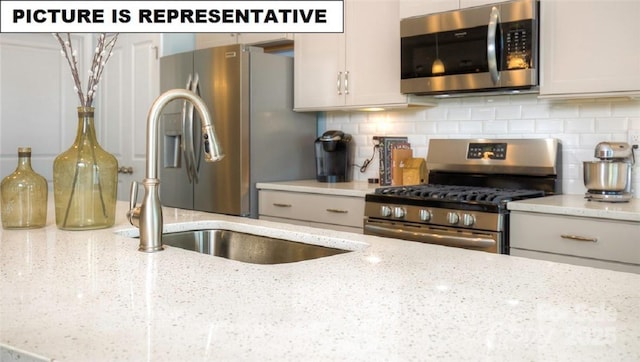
[161,229,350,264]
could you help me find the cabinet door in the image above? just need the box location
[0,34,84,182]
[294,0,409,111]
[100,34,160,201]
[239,33,293,45]
[399,0,459,19]
[293,32,345,110]
[195,33,238,49]
[540,0,640,97]
[460,0,510,8]
[345,0,407,107]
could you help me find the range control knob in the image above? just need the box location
[419,209,432,222]
[462,213,475,227]
[380,205,392,217]
[393,207,406,219]
[447,212,460,225]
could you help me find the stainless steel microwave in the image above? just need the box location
[400,0,539,95]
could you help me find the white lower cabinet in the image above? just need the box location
[259,190,364,233]
[510,211,640,273]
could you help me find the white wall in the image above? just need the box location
[319,94,640,197]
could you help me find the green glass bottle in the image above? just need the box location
[1,147,48,229]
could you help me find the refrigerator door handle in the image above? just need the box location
[191,72,203,175]
[182,74,198,183]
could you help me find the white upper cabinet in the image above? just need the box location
[196,33,292,49]
[295,0,433,111]
[399,0,459,18]
[539,0,640,98]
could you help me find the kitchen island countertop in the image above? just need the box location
[1,201,639,361]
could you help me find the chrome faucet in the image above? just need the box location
[128,89,224,252]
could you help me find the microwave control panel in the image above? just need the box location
[467,143,507,160]
[503,19,534,69]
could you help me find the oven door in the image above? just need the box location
[364,219,502,253]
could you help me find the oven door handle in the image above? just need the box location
[364,224,497,249]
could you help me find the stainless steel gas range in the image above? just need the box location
[364,139,561,254]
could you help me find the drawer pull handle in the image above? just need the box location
[561,234,598,242]
[273,203,292,208]
[326,208,348,214]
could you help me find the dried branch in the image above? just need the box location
[53,33,118,108]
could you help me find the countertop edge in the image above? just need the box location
[508,195,640,222]
[256,180,377,198]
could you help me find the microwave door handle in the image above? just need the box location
[487,6,500,85]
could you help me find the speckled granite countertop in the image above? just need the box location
[256,179,378,198]
[1,201,639,361]
[508,195,640,222]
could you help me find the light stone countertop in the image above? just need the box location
[508,195,640,222]
[1,201,639,361]
[256,179,378,198]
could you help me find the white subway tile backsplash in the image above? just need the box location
[579,102,612,117]
[612,100,640,117]
[549,102,580,118]
[508,119,535,133]
[565,118,595,133]
[436,121,460,133]
[471,107,496,120]
[319,95,638,197]
[459,120,483,134]
[424,106,448,121]
[447,107,472,121]
[483,120,509,134]
[580,133,611,148]
[595,117,628,132]
[522,104,551,119]
[416,121,437,134]
[535,118,564,133]
[495,105,522,120]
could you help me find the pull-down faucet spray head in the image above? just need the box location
[128,89,224,252]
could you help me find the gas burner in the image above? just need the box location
[375,184,546,204]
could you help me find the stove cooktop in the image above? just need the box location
[366,184,546,212]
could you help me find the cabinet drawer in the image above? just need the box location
[510,212,640,265]
[259,190,364,228]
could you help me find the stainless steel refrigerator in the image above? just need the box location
[159,44,316,218]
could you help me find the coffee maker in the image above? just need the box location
[583,142,635,202]
[315,130,354,182]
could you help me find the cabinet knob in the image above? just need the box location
[118,166,134,174]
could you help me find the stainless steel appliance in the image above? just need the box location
[314,130,354,183]
[159,44,317,218]
[364,138,560,254]
[584,142,635,202]
[400,0,539,95]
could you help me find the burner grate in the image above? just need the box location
[375,184,545,204]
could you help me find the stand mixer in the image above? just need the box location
[583,142,636,202]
